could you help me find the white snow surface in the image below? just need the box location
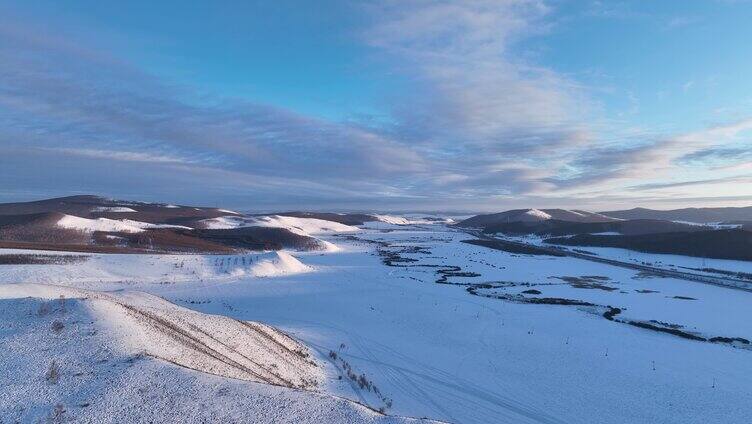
[2,219,752,423]
[56,214,191,233]
[200,214,358,235]
[373,215,454,225]
[671,220,740,229]
[0,249,312,287]
[524,208,553,220]
[91,206,137,213]
[373,215,420,225]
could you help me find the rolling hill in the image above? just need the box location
[0,196,344,253]
[457,208,618,228]
[546,228,752,261]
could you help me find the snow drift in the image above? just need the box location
[250,251,313,277]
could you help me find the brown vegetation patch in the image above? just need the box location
[0,254,88,265]
[552,276,618,291]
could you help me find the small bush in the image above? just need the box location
[51,320,65,333]
[48,403,66,424]
[46,361,60,384]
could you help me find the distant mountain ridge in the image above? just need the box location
[457,208,618,228]
[0,195,232,224]
[274,211,378,226]
[600,206,752,223]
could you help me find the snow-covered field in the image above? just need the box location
[0,249,312,288]
[2,221,751,423]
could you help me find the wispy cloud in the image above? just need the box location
[628,174,752,191]
[0,18,427,205]
[666,16,700,29]
[41,148,197,164]
[364,0,597,197]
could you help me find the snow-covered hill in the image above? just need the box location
[458,208,618,227]
[0,283,422,423]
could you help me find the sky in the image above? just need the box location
[1,0,752,212]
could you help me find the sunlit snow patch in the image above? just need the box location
[91,206,137,213]
[57,214,191,233]
[373,214,454,225]
[524,209,553,220]
[200,215,358,236]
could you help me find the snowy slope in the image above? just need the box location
[56,214,191,233]
[251,251,313,277]
[0,284,425,423]
[0,284,321,387]
[91,206,137,213]
[523,209,552,220]
[200,215,358,235]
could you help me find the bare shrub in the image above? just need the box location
[0,225,90,245]
[0,254,86,265]
[357,374,371,390]
[37,302,50,317]
[47,403,66,424]
[46,360,60,384]
[51,320,65,333]
[335,355,392,410]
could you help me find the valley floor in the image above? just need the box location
[2,223,752,423]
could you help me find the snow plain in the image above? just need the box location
[1,220,751,423]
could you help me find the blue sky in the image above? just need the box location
[1,0,752,211]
